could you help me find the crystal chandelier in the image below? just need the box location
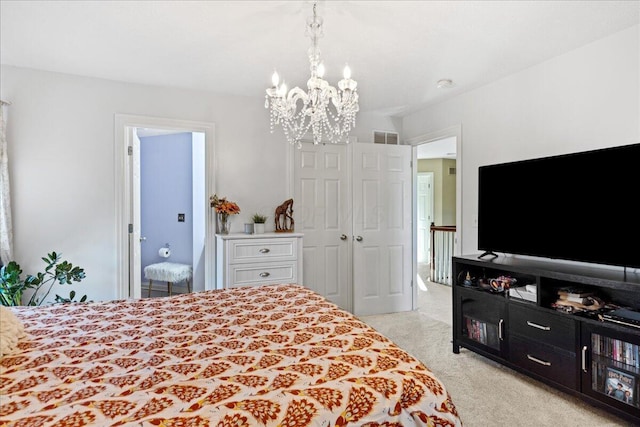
[265,3,359,146]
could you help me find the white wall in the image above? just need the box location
[402,25,639,257]
[0,66,292,302]
[352,112,402,143]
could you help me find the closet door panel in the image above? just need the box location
[353,143,412,316]
[294,144,352,311]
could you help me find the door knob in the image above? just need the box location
[340,234,348,241]
[140,236,147,242]
[356,236,363,242]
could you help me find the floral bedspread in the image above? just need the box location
[0,284,462,427]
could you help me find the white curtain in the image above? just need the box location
[0,103,13,265]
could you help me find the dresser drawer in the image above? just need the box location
[509,304,576,352]
[227,262,296,287]
[510,335,578,389]
[216,233,303,289]
[228,238,297,263]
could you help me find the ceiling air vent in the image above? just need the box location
[374,131,399,145]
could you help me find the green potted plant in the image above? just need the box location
[0,251,86,306]
[252,213,268,234]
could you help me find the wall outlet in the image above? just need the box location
[178,213,185,222]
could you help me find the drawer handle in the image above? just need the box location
[582,345,588,373]
[259,272,271,278]
[526,321,551,331]
[259,248,270,254]
[527,354,551,366]
[498,319,504,341]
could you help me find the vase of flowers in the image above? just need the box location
[210,194,240,234]
[218,214,231,234]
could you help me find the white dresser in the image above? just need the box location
[215,232,303,289]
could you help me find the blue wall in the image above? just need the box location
[140,132,193,279]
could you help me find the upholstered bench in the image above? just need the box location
[144,262,192,297]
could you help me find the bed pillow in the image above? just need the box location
[0,306,25,356]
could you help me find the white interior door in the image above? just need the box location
[417,172,434,263]
[294,143,351,311]
[352,143,413,316]
[128,128,142,299]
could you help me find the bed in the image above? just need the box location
[0,284,462,427]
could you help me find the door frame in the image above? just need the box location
[407,125,463,291]
[115,114,216,299]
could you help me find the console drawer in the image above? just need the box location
[216,234,303,289]
[509,335,578,389]
[228,238,297,263]
[509,304,576,352]
[227,262,296,288]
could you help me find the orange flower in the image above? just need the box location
[210,194,241,215]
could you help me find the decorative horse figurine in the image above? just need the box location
[274,199,294,232]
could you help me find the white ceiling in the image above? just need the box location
[1,0,638,118]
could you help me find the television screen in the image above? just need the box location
[478,143,640,268]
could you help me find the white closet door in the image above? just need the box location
[294,143,352,311]
[352,143,413,316]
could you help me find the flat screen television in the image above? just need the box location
[477,142,640,269]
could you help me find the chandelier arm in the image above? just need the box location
[286,87,309,104]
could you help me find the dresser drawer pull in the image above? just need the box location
[527,354,551,366]
[259,272,271,278]
[526,321,551,331]
[259,248,271,254]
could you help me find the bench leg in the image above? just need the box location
[168,282,172,296]
[148,279,153,298]
[187,279,191,293]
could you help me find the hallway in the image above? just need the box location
[417,262,453,325]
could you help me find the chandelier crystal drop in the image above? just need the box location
[265,3,359,146]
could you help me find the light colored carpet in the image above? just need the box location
[359,283,633,427]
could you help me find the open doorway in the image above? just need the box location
[137,129,205,297]
[115,115,215,300]
[408,125,462,313]
[414,137,457,287]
